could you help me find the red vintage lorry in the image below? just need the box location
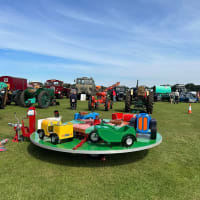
[0,76,27,104]
[45,79,70,98]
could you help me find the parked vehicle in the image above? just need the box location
[88,123,137,147]
[179,93,198,103]
[19,87,57,108]
[125,81,154,114]
[45,79,70,99]
[153,85,171,102]
[115,85,128,101]
[88,82,119,111]
[73,77,96,100]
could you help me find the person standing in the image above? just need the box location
[174,90,179,104]
[112,89,116,102]
[70,90,77,109]
[170,93,173,104]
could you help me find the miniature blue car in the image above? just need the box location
[74,112,99,120]
[129,113,157,139]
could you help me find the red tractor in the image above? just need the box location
[88,82,120,111]
[45,79,70,99]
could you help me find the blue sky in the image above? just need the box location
[0,0,200,87]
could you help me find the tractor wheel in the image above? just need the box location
[88,131,100,143]
[37,129,45,140]
[105,99,109,111]
[37,91,50,108]
[88,96,93,110]
[19,90,31,107]
[125,91,131,112]
[146,92,154,114]
[129,117,137,129]
[122,134,135,147]
[150,119,157,140]
[51,134,59,144]
[14,90,22,105]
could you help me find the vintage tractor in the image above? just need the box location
[0,82,8,109]
[73,77,96,100]
[88,82,120,111]
[125,81,154,114]
[115,85,128,101]
[45,79,70,99]
[19,87,56,108]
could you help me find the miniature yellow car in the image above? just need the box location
[37,119,73,144]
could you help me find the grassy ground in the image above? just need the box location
[0,100,199,200]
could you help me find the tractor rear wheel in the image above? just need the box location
[19,90,32,107]
[146,92,154,114]
[150,119,157,140]
[88,131,100,143]
[14,90,22,105]
[37,91,50,108]
[122,134,135,147]
[125,91,131,112]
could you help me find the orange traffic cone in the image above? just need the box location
[188,104,192,114]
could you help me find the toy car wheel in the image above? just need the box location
[37,129,45,139]
[89,131,100,143]
[122,134,135,147]
[150,119,157,140]
[51,134,59,144]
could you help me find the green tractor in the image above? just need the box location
[125,81,154,114]
[19,87,57,108]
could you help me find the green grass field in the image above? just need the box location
[0,100,199,200]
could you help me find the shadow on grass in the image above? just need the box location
[27,143,148,167]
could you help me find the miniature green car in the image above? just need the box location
[88,123,137,147]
